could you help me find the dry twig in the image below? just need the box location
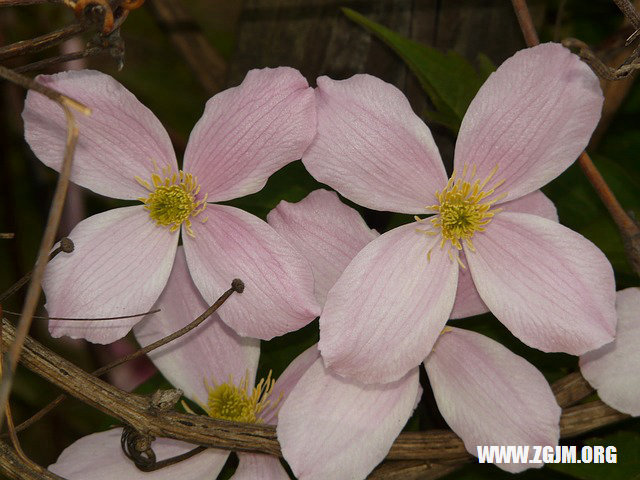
[0,66,89,429]
[0,318,629,479]
[5,279,242,436]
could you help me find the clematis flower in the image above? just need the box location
[49,247,306,479]
[580,287,640,416]
[22,67,320,344]
[269,189,561,477]
[301,43,616,384]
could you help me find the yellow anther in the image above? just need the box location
[136,162,207,237]
[198,371,279,424]
[417,164,506,262]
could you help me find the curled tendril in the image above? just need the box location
[120,425,207,472]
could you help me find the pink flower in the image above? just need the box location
[301,43,616,384]
[270,190,560,477]
[49,247,307,479]
[22,68,320,344]
[580,287,640,416]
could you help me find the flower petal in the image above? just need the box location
[267,189,378,305]
[183,67,315,202]
[450,251,489,320]
[233,454,289,480]
[424,328,561,473]
[45,206,177,344]
[49,428,228,480]
[580,288,640,416]
[134,247,260,402]
[500,190,558,222]
[454,43,603,202]
[261,344,321,425]
[302,74,447,214]
[466,212,616,355]
[450,191,556,320]
[277,358,420,480]
[23,70,178,200]
[319,223,458,383]
[183,205,320,340]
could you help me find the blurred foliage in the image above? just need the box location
[1,0,639,478]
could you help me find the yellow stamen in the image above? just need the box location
[417,164,506,262]
[136,162,207,237]
[198,371,279,424]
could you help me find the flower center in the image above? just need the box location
[416,164,506,260]
[201,371,277,424]
[135,164,207,237]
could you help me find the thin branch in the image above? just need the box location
[0,309,43,476]
[511,0,539,46]
[13,47,104,73]
[92,278,244,377]
[0,67,89,430]
[0,238,74,304]
[577,151,640,275]
[0,319,630,465]
[0,441,64,480]
[612,0,640,30]
[510,0,640,278]
[0,23,87,62]
[1,308,161,321]
[561,37,640,80]
[5,279,242,436]
[0,66,90,113]
[1,0,63,5]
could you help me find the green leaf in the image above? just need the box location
[342,7,485,130]
[549,431,640,480]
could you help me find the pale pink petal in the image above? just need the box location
[183,205,320,340]
[134,247,260,402]
[319,223,458,383]
[450,251,488,320]
[278,358,420,480]
[183,67,315,202]
[23,70,178,200]
[580,288,640,416]
[450,191,556,320]
[233,454,289,480]
[261,344,321,425]
[424,328,561,473]
[45,206,178,344]
[267,189,378,305]
[302,74,447,214]
[49,428,228,479]
[466,212,616,355]
[454,43,603,202]
[500,190,558,222]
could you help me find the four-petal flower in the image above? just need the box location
[23,68,320,344]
